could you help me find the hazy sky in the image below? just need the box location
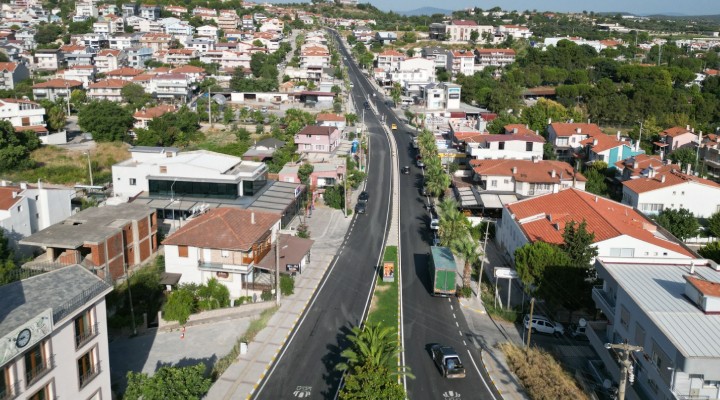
[371,0,719,16]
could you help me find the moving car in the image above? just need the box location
[391,123,397,130]
[401,166,410,174]
[355,202,367,214]
[417,159,425,168]
[430,344,466,378]
[523,314,565,337]
[358,191,369,203]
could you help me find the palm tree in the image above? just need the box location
[439,201,469,246]
[425,173,450,198]
[452,237,479,289]
[336,323,415,378]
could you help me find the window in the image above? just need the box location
[78,348,99,388]
[0,366,16,400]
[504,179,510,184]
[221,250,229,258]
[178,245,188,257]
[634,323,645,347]
[640,203,664,212]
[620,305,630,329]
[498,142,505,150]
[159,166,167,173]
[610,248,635,257]
[75,309,97,349]
[490,180,497,187]
[28,383,51,400]
[526,142,533,151]
[17,205,21,213]
[25,343,49,386]
[129,178,136,186]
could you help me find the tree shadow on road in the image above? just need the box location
[155,354,219,374]
[319,324,353,398]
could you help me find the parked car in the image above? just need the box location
[358,191,369,203]
[430,218,439,231]
[416,159,425,168]
[355,202,367,214]
[523,314,565,337]
[401,166,410,174]
[430,344,466,378]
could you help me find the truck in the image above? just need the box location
[430,344,466,379]
[429,246,456,297]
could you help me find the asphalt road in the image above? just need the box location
[328,30,501,400]
[252,36,394,400]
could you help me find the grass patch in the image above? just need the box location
[480,282,520,323]
[500,342,589,400]
[366,245,399,336]
[211,305,279,380]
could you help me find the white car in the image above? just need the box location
[523,315,564,337]
[430,218,439,230]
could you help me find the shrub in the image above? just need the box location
[260,289,273,301]
[196,278,231,311]
[297,223,310,238]
[163,286,196,325]
[280,275,294,296]
[458,285,472,298]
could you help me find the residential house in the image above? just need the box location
[656,125,699,152]
[278,162,345,188]
[159,49,199,65]
[352,26,373,43]
[186,38,215,52]
[546,121,605,161]
[163,208,312,299]
[241,15,254,30]
[0,98,45,130]
[295,126,340,154]
[614,154,667,181]
[150,73,193,101]
[0,61,29,90]
[299,45,330,69]
[87,79,131,102]
[105,66,144,81]
[164,5,187,16]
[200,50,250,70]
[34,49,62,71]
[99,4,119,15]
[32,79,82,102]
[699,133,720,180]
[21,203,158,280]
[445,20,493,42]
[193,7,217,18]
[447,50,475,76]
[170,65,205,82]
[421,47,449,69]
[0,265,113,400]
[139,4,160,21]
[109,34,140,50]
[165,21,194,36]
[75,0,98,19]
[59,65,97,89]
[316,113,346,130]
[126,47,153,68]
[496,187,695,263]
[139,33,172,53]
[496,25,532,40]
[196,25,219,39]
[389,57,436,94]
[133,104,176,129]
[218,13,240,30]
[376,49,405,71]
[241,138,285,162]
[137,19,165,34]
[60,44,94,67]
[429,23,447,40]
[590,258,720,400]
[111,148,269,203]
[470,158,585,199]
[622,167,720,218]
[94,49,126,73]
[582,132,643,168]
[474,48,516,70]
[463,133,545,161]
[425,82,461,111]
[374,31,397,45]
[122,3,137,17]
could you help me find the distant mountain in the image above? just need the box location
[399,7,452,16]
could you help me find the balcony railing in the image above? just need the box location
[592,286,616,319]
[198,261,251,274]
[25,355,54,387]
[0,381,19,400]
[75,322,99,349]
[78,362,101,388]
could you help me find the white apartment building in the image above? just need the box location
[32,79,83,102]
[447,50,475,76]
[463,133,545,161]
[496,25,532,40]
[421,47,449,69]
[94,49,126,74]
[139,5,160,20]
[425,82,461,111]
[87,79,131,102]
[199,50,250,70]
[0,265,113,400]
[0,62,29,90]
[108,34,140,50]
[375,49,405,71]
[389,57,436,94]
[474,48,516,70]
[197,25,219,39]
[34,50,61,71]
[445,20,493,42]
[165,22,194,36]
[0,98,45,128]
[74,0,98,18]
[126,47,153,68]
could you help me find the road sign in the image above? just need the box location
[494,267,518,279]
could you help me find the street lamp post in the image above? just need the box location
[637,120,644,152]
[605,341,644,400]
[83,151,94,187]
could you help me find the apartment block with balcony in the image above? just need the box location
[0,98,45,129]
[0,62,29,90]
[31,79,83,102]
[34,49,62,71]
[0,264,113,400]
[87,79,131,102]
[149,73,193,101]
[590,258,720,400]
[474,48,516,70]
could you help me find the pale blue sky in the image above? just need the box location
[370,0,720,16]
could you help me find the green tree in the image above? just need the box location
[451,237,479,291]
[124,363,211,400]
[584,162,608,196]
[222,107,234,125]
[69,89,87,109]
[196,278,230,311]
[46,103,66,132]
[34,23,64,44]
[655,208,699,240]
[438,199,469,246]
[163,287,196,325]
[707,212,720,238]
[121,83,152,109]
[514,241,571,293]
[0,120,40,172]
[698,241,720,263]
[323,184,344,209]
[390,83,402,107]
[669,147,697,171]
[521,98,581,133]
[336,324,408,376]
[78,100,133,142]
[136,107,200,147]
[297,162,314,186]
[560,220,597,269]
[339,362,406,400]
[0,229,17,284]
[470,30,480,42]
[280,274,294,296]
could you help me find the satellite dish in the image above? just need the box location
[579,318,587,327]
[603,379,612,389]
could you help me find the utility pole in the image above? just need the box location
[84,151,94,187]
[605,341,643,400]
[124,263,137,336]
[275,228,280,305]
[637,120,643,152]
[208,87,212,127]
[525,297,535,349]
[477,220,490,299]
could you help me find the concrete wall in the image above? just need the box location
[624,182,720,218]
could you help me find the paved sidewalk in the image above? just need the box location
[206,206,351,399]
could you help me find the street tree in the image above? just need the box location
[297,162,314,186]
[78,100,133,142]
[669,147,697,171]
[390,82,402,107]
[451,237,479,291]
[438,199,469,246]
[124,363,211,400]
[69,89,87,109]
[655,208,699,240]
[121,83,152,109]
[222,107,234,125]
[514,241,570,294]
[336,323,411,378]
[698,241,720,263]
[339,362,406,400]
[708,211,720,238]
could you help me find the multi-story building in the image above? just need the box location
[74,0,98,19]
[546,121,605,161]
[299,45,330,69]
[444,20,493,42]
[656,125,699,153]
[429,23,447,40]
[375,49,405,71]
[105,66,144,81]
[59,65,96,89]
[94,49,126,73]
[470,158,585,197]
[60,44,95,67]
[590,258,720,400]
[495,25,532,40]
[0,265,113,400]
[447,50,475,76]
[149,73,193,101]
[462,132,545,161]
[614,154,667,181]
[139,33,172,53]
[21,204,158,280]
[473,48,516,70]
[295,126,340,154]
[34,49,62,71]
[87,79,131,102]
[108,33,140,50]
[133,104,176,129]
[0,62,29,90]
[122,3,137,17]
[31,79,83,102]
[425,82,461,111]
[165,22,194,36]
[421,47,449,69]
[495,188,695,263]
[0,98,45,129]
[160,49,199,65]
[388,57,436,95]
[164,5,187,16]
[621,167,720,218]
[125,47,153,68]
[139,4,160,20]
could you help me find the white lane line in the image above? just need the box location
[453,313,456,319]
[466,349,498,400]
[455,321,459,328]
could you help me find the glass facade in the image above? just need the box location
[243,176,267,197]
[149,179,238,199]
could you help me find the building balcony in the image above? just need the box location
[0,381,19,400]
[78,362,101,389]
[198,261,252,274]
[75,322,99,349]
[25,355,54,387]
[592,286,616,320]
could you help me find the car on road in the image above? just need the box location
[430,344,466,378]
[401,166,410,174]
[417,159,425,168]
[524,314,565,337]
[430,217,439,230]
[358,191,369,203]
[355,202,366,214]
[363,101,370,109]
[391,123,397,130]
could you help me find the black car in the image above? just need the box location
[401,166,410,174]
[363,101,370,109]
[430,344,466,378]
[355,202,367,214]
[358,191,369,203]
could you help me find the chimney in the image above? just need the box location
[37,179,43,190]
[0,180,6,187]
[533,156,539,163]
[594,196,598,203]
[548,118,552,124]
[11,191,17,199]
[512,166,517,174]
[20,182,27,190]
[686,163,691,175]
[687,124,690,131]
[690,261,696,275]
[661,175,666,183]
[576,127,582,134]
[251,212,255,224]
[551,169,556,178]
[593,139,598,146]
[648,166,655,178]
[633,161,639,169]
[513,128,518,134]
[617,130,621,140]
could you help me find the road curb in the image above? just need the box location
[480,348,505,399]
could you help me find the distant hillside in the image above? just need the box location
[399,7,452,16]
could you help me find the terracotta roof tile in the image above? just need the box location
[32,79,83,89]
[504,124,534,135]
[549,122,604,137]
[134,105,176,119]
[315,113,344,122]
[685,275,720,298]
[451,19,477,26]
[476,48,516,55]
[162,208,280,251]
[298,126,337,136]
[89,79,131,89]
[471,159,583,183]
[507,188,694,257]
[622,169,720,194]
[106,67,144,77]
[0,62,18,72]
[0,187,22,211]
[662,126,694,137]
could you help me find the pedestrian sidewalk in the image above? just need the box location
[206,206,352,399]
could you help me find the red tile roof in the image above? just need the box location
[685,275,720,297]
[106,67,144,77]
[171,65,205,74]
[614,154,664,174]
[14,125,48,133]
[97,49,121,57]
[504,124,534,135]
[471,159,583,183]
[315,113,344,122]
[476,48,516,55]
[0,62,18,72]
[507,188,694,257]
[378,50,405,57]
[298,126,337,136]
[580,134,631,153]
[162,208,280,251]
[549,122,604,137]
[451,19,477,26]
[32,79,83,89]
[0,187,22,211]
[622,169,720,194]
[134,105,176,119]
[89,79,131,89]
[662,126,694,138]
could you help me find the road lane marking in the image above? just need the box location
[468,349,499,400]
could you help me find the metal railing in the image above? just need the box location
[53,279,112,324]
[78,362,101,388]
[75,322,99,349]
[25,355,54,387]
[0,381,19,400]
